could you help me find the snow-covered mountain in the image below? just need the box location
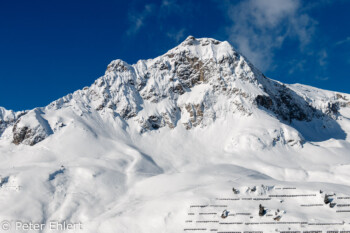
[4,36,349,146]
[1,36,350,233]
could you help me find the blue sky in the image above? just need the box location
[0,0,349,111]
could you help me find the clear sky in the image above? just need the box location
[0,0,349,111]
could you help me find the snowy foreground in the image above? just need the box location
[1,36,350,233]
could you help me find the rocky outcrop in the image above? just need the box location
[0,107,26,138]
[255,83,315,122]
[12,124,48,146]
[255,95,273,110]
[12,109,53,146]
[325,102,339,119]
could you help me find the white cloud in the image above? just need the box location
[335,37,350,46]
[160,0,181,15]
[127,4,156,35]
[288,59,306,74]
[315,76,330,81]
[166,28,186,42]
[318,50,328,66]
[126,0,186,36]
[225,0,316,71]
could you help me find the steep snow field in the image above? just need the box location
[1,36,350,232]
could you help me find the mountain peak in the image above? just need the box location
[181,35,222,46]
[106,59,131,73]
[167,36,238,62]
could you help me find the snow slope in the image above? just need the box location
[0,36,350,232]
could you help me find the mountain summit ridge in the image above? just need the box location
[0,36,349,146]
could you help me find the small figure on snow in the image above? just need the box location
[324,195,331,204]
[221,209,229,219]
[232,187,239,194]
[259,204,265,216]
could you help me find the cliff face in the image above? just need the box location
[0,107,26,139]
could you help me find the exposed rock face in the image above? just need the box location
[13,125,32,145]
[2,36,349,146]
[12,109,53,146]
[12,124,48,146]
[0,107,26,138]
[325,102,339,118]
[255,83,315,122]
[255,95,273,110]
[183,103,204,129]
